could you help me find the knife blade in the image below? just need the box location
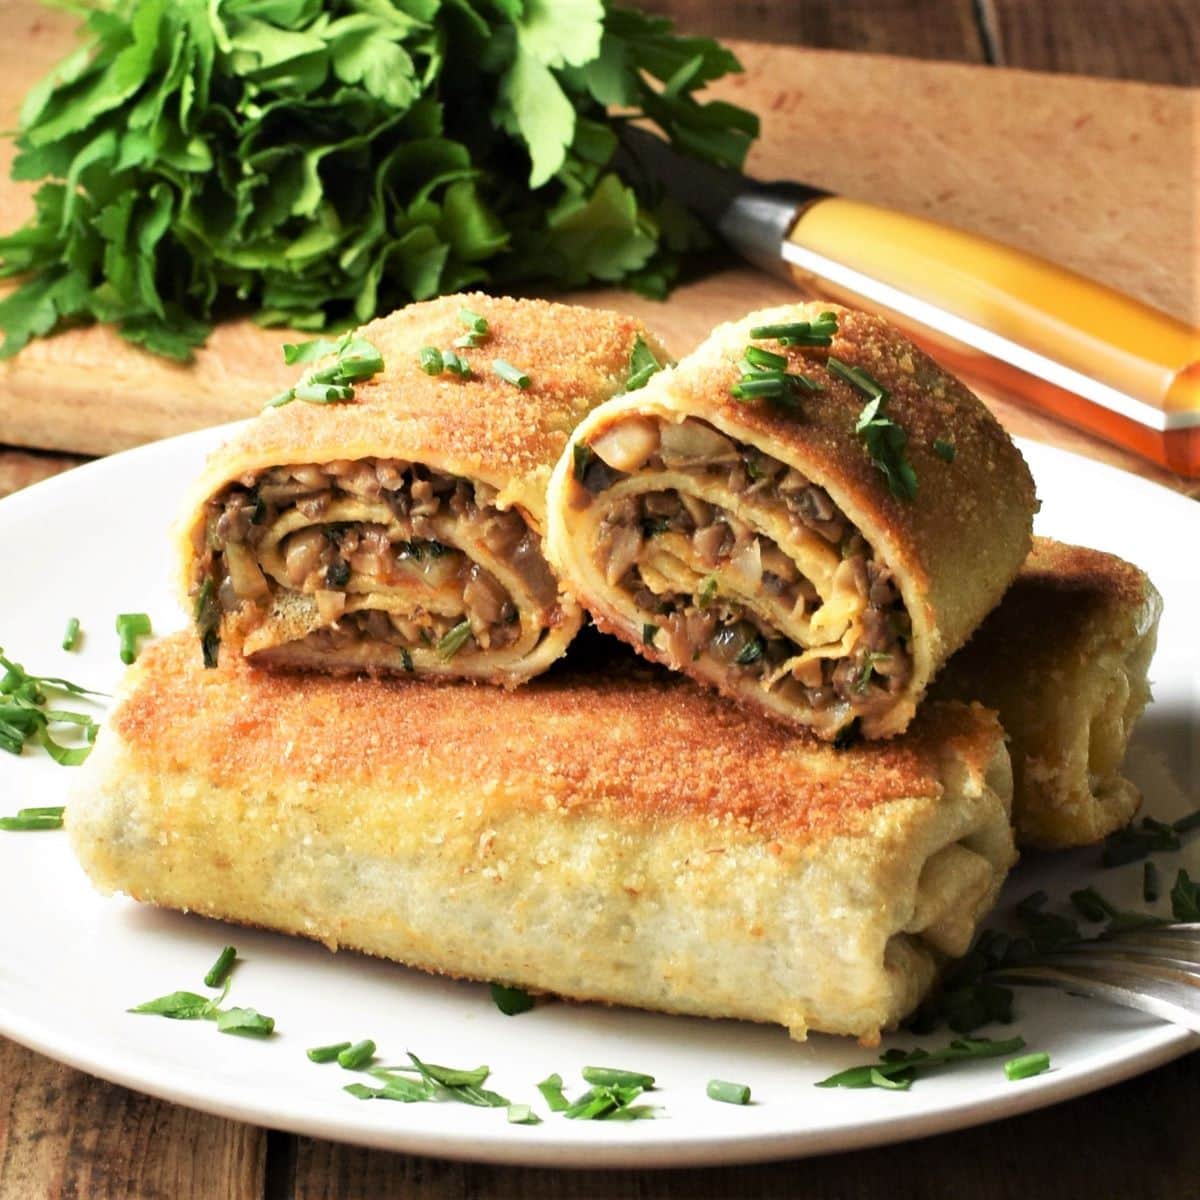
[619,126,1200,478]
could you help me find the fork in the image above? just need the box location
[987,923,1200,1033]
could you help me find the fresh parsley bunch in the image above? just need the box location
[0,0,757,361]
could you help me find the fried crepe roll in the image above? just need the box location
[68,634,1015,1045]
[935,538,1162,849]
[178,295,666,685]
[545,302,1037,739]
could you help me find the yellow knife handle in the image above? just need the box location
[785,197,1200,418]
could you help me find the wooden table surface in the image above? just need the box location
[1,3,1197,1197]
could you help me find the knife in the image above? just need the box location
[619,127,1200,479]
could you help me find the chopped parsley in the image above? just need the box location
[625,335,665,391]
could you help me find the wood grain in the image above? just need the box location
[983,0,1200,85]
[639,0,986,60]
[0,447,83,499]
[0,1038,264,1200]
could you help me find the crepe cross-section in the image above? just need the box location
[935,537,1162,849]
[177,294,666,685]
[68,634,1016,1045]
[545,302,1037,739]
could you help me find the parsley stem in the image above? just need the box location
[203,946,237,989]
[62,618,80,651]
[1004,1052,1050,1081]
[338,1040,377,1070]
[706,1079,751,1105]
[308,1041,353,1064]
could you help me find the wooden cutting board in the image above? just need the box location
[0,0,1195,481]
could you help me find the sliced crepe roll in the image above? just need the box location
[545,302,1037,739]
[68,634,1015,1045]
[177,295,666,685]
[935,538,1162,849]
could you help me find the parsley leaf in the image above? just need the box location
[1,2,756,359]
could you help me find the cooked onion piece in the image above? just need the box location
[178,294,667,684]
[546,303,1038,738]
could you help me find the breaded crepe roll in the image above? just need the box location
[178,295,665,685]
[68,634,1015,1045]
[545,303,1037,739]
[935,538,1162,849]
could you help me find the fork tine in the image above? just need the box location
[1052,942,1200,971]
[1101,923,1200,956]
[991,959,1200,1034]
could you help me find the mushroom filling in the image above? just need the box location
[193,458,558,662]
[574,415,913,727]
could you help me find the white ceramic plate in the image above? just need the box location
[0,427,1196,1168]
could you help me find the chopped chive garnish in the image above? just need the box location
[203,946,237,989]
[308,1041,352,1064]
[749,312,837,346]
[706,1079,751,1105]
[344,1082,381,1100]
[458,307,488,335]
[1143,861,1160,903]
[743,344,788,371]
[0,813,65,831]
[436,620,473,659]
[454,331,485,349]
[537,1073,570,1112]
[405,1052,509,1106]
[418,346,443,375]
[338,1040,377,1070]
[581,1066,655,1089]
[933,438,956,462]
[365,1073,435,1102]
[817,1035,1026,1090]
[1070,886,1114,923]
[115,612,152,665]
[572,443,594,483]
[730,375,787,400]
[493,359,531,389]
[442,350,472,377]
[829,357,918,502]
[490,982,535,1016]
[642,623,659,646]
[626,334,664,391]
[216,1006,275,1037]
[0,647,104,765]
[1004,1052,1050,1081]
[734,634,764,665]
[399,647,414,673]
[271,333,384,408]
[62,618,80,651]
[507,1103,541,1125]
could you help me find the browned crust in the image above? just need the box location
[200,294,663,495]
[115,633,1004,848]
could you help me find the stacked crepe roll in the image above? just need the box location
[176,294,667,685]
[69,296,1160,1045]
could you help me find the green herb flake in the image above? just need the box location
[749,312,838,346]
[827,358,918,501]
[642,623,659,646]
[490,982,535,1016]
[933,438,956,462]
[572,443,595,484]
[0,646,104,765]
[698,576,718,608]
[115,612,152,665]
[706,1079,751,1105]
[436,620,473,660]
[537,1073,570,1113]
[1004,1052,1050,1081]
[817,1035,1026,1091]
[418,346,444,375]
[406,1051,509,1107]
[216,1007,275,1038]
[62,617,81,651]
[458,308,489,335]
[129,991,217,1021]
[203,946,237,990]
[493,359,531,389]
[626,335,664,391]
[338,1040,377,1071]
[308,1042,353,1064]
[507,1103,541,1125]
[734,633,765,666]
